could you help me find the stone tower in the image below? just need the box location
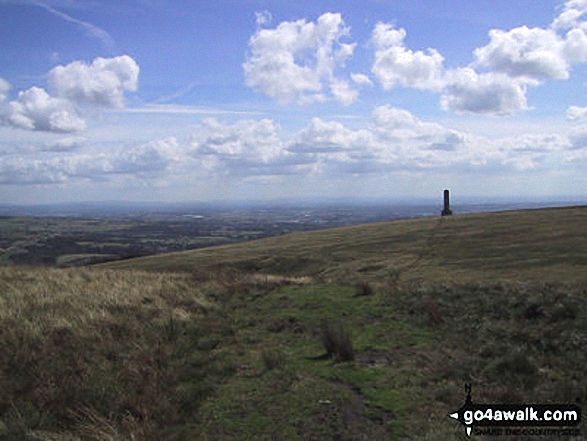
[441,189,453,216]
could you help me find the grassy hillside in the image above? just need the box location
[2,207,587,439]
[101,206,587,284]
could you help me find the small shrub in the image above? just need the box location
[320,319,355,362]
[523,303,544,320]
[354,281,374,297]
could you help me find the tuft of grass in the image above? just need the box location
[353,280,374,297]
[320,319,355,362]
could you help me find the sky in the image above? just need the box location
[1,0,587,204]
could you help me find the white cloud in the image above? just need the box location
[255,10,272,27]
[350,73,373,86]
[440,68,529,116]
[105,137,182,176]
[189,118,302,176]
[364,1,587,116]
[0,156,68,184]
[48,55,139,109]
[0,105,578,187]
[370,105,473,166]
[474,26,569,81]
[191,118,283,161]
[371,105,420,131]
[0,136,184,185]
[288,106,483,172]
[329,79,358,106]
[567,108,587,150]
[370,23,445,91]
[552,0,587,30]
[1,86,86,132]
[0,78,10,102]
[567,105,587,121]
[289,117,372,154]
[243,12,358,105]
[562,26,587,62]
[0,56,139,133]
[42,136,86,152]
[496,134,570,170]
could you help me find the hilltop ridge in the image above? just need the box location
[101,206,587,283]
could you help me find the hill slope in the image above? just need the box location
[101,206,587,283]
[3,207,587,439]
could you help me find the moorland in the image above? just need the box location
[1,206,586,440]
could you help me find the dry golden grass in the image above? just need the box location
[0,267,213,440]
[0,266,208,321]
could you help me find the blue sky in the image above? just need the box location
[1,0,587,204]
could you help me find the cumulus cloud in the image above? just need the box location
[370,23,445,91]
[367,22,550,115]
[103,137,181,176]
[370,105,471,164]
[243,12,358,105]
[440,68,529,115]
[42,136,86,152]
[563,26,587,62]
[290,106,567,172]
[0,105,577,186]
[496,134,570,169]
[287,106,480,172]
[48,55,139,108]
[0,55,139,133]
[189,118,305,176]
[329,79,358,106]
[191,118,283,161]
[290,117,372,154]
[1,86,86,132]
[474,26,569,81]
[0,156,68,185]
[365,23,532,116]
[552,0,587,30]
[362,0,587,116]
[472,0,587,80]
[0,136,183,185]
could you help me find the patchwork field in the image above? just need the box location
[1,207,586,439]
